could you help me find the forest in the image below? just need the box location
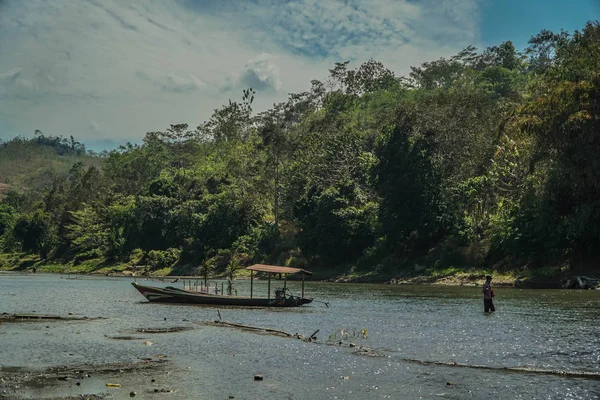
[1,22,598,283]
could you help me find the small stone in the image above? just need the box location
[254,375,263,381]
[446,382,454,386]
[151,378,156,382]
[76,382,81,386]
[130,391,136,397]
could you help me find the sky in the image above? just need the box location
[0,0,597,151]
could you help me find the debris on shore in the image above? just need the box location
[0,313,106,323]
[206,320,384,357]
[0,360,169,399]
[135,326,193,334]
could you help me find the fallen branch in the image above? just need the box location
[0,313,105,322]
[211,320,294,337]
[403,358,600,380]
[206,320,382,356]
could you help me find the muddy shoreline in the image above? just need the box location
[0,311,179,399]
[0,360,170,400]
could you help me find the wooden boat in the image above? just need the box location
[131,264,313,307]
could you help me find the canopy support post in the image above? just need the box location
[250,270,253,299]
[302,273,305,298]
[267,273,271,303]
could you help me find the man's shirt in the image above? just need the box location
[482,282,492,300]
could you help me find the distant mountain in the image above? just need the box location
[0,133,102,198]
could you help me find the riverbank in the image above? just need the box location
[1,253,598,289]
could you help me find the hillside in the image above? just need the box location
[0,133,102,199]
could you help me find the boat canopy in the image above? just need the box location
[246,264,312,275]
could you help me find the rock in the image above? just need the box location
[254,375,263,381]
[562,276,599,289]
[130,391,136,397]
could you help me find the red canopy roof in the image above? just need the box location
[246,264,312,275]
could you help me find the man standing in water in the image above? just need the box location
[482,275,495,312]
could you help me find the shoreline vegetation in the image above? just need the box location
[2,23,600,289]
[1,253,597,289]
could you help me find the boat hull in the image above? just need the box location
[131,282,312,307]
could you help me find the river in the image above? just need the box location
[1,272,599,399]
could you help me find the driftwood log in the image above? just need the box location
[0,313,105,322]
[210,320,294,337]
[207,320,382,356]
[404,358,600,380]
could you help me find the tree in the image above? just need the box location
[197,88,256,143]
[515,22,600,262]
[11,208,56,258]
[65,204,108,260]
[374,114,442,251]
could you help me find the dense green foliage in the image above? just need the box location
[2,22,599,277]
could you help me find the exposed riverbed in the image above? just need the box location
[1,273,599,399]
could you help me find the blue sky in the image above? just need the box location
[0,0,597,151]
[481,0,599,49]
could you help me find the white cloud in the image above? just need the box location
[0,0,484,147]
[146,71,206,93]
[222,54,282,93]
[0,67,23,83]
[0,67,38,96]
[89,120,101,134]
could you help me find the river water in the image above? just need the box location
[1,272,599,399]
